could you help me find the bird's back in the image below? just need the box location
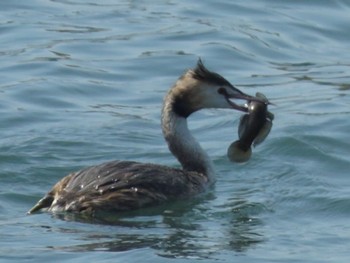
[28,160,209,215]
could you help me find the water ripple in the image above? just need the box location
[1,0,350,262]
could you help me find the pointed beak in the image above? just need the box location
[225,88,270,112]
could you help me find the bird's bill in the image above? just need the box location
[226,91,268,112]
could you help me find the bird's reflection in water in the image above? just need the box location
[225,199,268,252]
[48,197,267,259]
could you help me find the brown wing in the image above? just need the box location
[28,160,208,215]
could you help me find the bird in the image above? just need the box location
[27,59,263,216]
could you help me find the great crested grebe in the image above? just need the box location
[28,59,263,216]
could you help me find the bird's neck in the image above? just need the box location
[161,98,215,182]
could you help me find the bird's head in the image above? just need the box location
[168,59,267,118]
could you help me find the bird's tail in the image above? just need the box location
[27,195,54,214]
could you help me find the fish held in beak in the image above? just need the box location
[227,92,274,163]
[223,87,270,112]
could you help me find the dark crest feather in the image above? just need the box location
[193,59,233,87]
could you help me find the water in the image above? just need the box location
[1,0,350,262]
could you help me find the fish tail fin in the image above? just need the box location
[227,140,252,163]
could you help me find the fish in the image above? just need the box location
[227,92,274,163]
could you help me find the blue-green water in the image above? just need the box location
[1,0,350,262]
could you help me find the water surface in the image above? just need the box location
[1,0,350,262]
